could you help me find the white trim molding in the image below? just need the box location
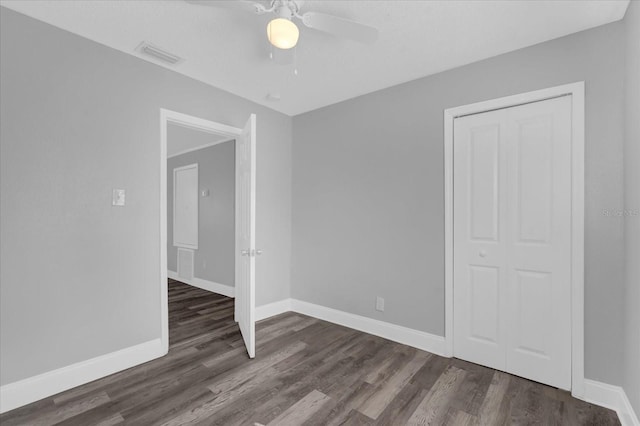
[0,339,164,414]
[255,298,293,321]
[168,138,234,159]
[168,270,235,298]
[160,108,244,354]
[443,81,586,396]
[255,298,447,356]
[289,299,447,357]
[583,380,640,426]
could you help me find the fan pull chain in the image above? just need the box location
[269,42,274,60]
[293,46,298,76]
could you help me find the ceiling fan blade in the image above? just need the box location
[300,12,378,44]
[185,0,268,15]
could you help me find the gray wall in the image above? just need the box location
[292,22,626,385]
[0,8,292,386]
[167,135,235,287]
[623,0,640,416]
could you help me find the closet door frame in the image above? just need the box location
[443,82,585,397]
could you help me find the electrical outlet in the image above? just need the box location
[375,296,385,312]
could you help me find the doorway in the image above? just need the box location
[159,109,257,358]
[443,83,585,396]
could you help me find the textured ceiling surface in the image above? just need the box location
[0,0,630,116]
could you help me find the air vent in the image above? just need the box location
[177,248,194,281]
[135,41,183,65]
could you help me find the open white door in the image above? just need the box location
[235,114,256,358]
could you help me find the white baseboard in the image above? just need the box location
[583,379,640,426]
[256,298,293,321]
[254,298,447,356]
[289,299,447,357]
[0,338,165,414]
[168,270,234,298]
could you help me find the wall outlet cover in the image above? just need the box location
[112,189,125,206]
[376,296,385,312]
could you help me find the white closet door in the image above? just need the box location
[504,96,572,389]
[453,96,572,390]
[453,108,509,372]
[173,164,198,249]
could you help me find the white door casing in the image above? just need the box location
[235,114,257,359]
[160,108,257,360]
[452,96,573,390]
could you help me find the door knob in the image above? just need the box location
[255,249,263,256]
[479,250,487,258]
[241,250,250,256]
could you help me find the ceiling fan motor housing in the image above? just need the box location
[273,0,298,20]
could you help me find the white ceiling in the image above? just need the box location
[0,0,630,116]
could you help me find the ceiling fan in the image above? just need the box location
[187,0,379,49]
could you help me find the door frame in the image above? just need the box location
[443,82,585,397]
[159,108,247,354]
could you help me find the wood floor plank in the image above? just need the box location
[156,343,309,425]
[232,330,373,425]
[53,405,124,426]
[363,350,404,384]
[357,350,431,420]
[447,358,495,416]
[207,341,308,396]
[256,316,318,347]
[449,410,477,426]
[265,389,331,425]
[321,381,378,426]
[373,383,430,426]
[409,354,452,392]
[476,370,511,425]
[0,280,622,426]
[2,391,111,426]
[201,345,248,368]
[406,366,467,425]
[340,409,376,425]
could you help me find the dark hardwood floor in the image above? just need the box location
[1,280,620,425]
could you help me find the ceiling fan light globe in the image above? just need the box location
[267,18,299,49]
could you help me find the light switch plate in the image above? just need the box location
[112,189,125,206]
